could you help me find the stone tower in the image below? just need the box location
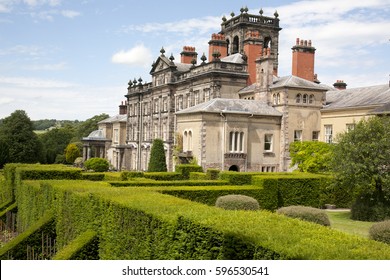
[219,7,282,84]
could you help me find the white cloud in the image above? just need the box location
[61,10,81,18]
[0,97,13,105]
[0,76,75,88]
[111,44,153,68]
[120,16,220,35]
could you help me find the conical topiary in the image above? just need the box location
[148,138,167,172]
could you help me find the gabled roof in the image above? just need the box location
[176,98,282,117]
[323,84,390,111]
[221,53,246,64]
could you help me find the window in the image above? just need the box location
[114,129,119,144]
[264,134,273,152]
[204,88,210,101]
[272,94,277,105]
[303,94,308,103]
[346,123,355,131]
[194,91,199,106]
[154,99,159,113]
[178,96,183,110]
[296,94,302,103]
[183,130,192,151]
[309,94,314,104]
[229,131,244,152]
[324,125,333,143]
[312,131,319,141]
[163,97,168,112]
[294,130,302,142]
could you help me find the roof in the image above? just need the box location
[83,129,107,141]
[239,75,332,93]
[175,98,282,117]
[98,114,127,124]
[271,75,333,91]
[221,53,246,64]
[323,84,390,111]
[370,102,390,115]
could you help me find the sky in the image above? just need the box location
[0,0,389,121]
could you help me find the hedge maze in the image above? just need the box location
[1,164,390,260]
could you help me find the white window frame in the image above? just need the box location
[264,134,273,152]
[294,130,302,142]
[324,125,333,143]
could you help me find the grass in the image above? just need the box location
[327,210,374,238]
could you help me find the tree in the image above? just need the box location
[0,110,42,164]
[148,138,167,172]
[289,141,334,173]
[331,116,390,221]
[39,127,75,164]
[65,143,81,164]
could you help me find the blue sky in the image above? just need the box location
[0,0,389,120]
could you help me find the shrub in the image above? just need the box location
[144,172,182,181]
[215,194,260,211]
[277,206,330,226]
[148,139,167,172]
[189,172,207,180]
[369,220,390,244]
[65,143,81,164]
[82,173,105,181]
[84,158,109,172]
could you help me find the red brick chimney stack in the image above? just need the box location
[292,38,317,82]
[180,46,198,64]
[243,30,263,85]
[208,33,228,61]
[119,101,127,115]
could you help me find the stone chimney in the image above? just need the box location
[119,101,127,115]
[180,46,198,64]
[292,38,316,82]
[333,80,347,90]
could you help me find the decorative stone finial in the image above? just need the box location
[133,78,137,86]
[169,53,175,62]
[259,8,264,15]
[240,7,244,14]
[230,12,235,17]
[222,15,227,22]
[160,47,165,55]
[244,6,248,13]
[201,53,207,64]
[274,10,279,18]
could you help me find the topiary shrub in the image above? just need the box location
[148,139,167,172]
[369,220,390,244]
[215,194,260,211]
[277,206,330,226]
[84,158,109,172]
[206,168,220,180]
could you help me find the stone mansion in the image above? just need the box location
[82,7,390,172]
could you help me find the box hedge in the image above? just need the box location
[175,164,203,179]
[2,164,390,260]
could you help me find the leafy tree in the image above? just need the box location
[0,138,9,168]
[39,127,75,163]
[331,116,390,221]
[0,110,42,164]
[289,141,334,173]
[148,138,167,172]
[65,143,81,164]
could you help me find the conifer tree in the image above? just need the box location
[148,138,167,172]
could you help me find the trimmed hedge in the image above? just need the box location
[3,165,390,260]
[144,172,182,181]
[216,194,260,211]
[189,172,208,180]
[219,171,252,185]
[277,206,330,226]
[206,169,220,180]
[53,230,99,260]
[120,171,144,181]
[110,180,230,188]
[0,211,55,260]
[175,164,203,179]
[81,173,105,181]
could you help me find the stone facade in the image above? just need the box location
[83,8,390,172]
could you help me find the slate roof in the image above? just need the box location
[221,53,246,64]
[239,75,332,94]
[323,84,390,111]
[370,102,390,114]
[98,114,127,124]
[175,98,282,117]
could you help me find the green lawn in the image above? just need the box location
[327,210,374,238]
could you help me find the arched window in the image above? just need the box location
[226,39,230,55]
[233,36,239,54]
[183,131,188,151]
[296,94,302,103]
[277,93,281,104]
[188,131,192,151]
[272,94,277,105]
[309,94,314,104]
[264,37,272,49]
[303,94,308,104]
